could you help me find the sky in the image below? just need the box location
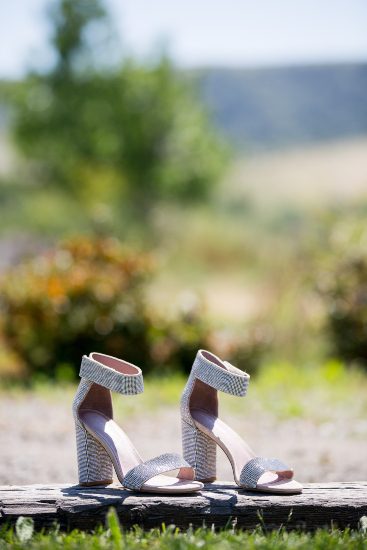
[1,0,367,78]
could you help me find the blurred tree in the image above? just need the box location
[12,0,227,225]
[50,0,106,75]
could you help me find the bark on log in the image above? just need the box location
[0,482,366,532]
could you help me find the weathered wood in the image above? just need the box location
[0,482,366,532]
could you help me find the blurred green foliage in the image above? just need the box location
[0,0,366,380]
[321,256,367,368]
[0,236,266,379]
[0,237,152,377]
[10,0,226,226]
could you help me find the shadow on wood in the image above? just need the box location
[0,482,366,531]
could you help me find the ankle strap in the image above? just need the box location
[192,350,249,396]
[79,353,144,395]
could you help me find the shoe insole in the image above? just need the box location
[191,408,302,494]
[79,410,202,493]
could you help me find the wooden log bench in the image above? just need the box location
[0,482,366,532]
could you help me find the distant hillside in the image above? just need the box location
[1,63,367,153]
[194,63,367,151]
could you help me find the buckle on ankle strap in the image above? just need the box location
[80,354,144,395]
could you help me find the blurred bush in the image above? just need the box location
[0,236,265,380]
[0,237,152,378]
[321,255,367,368]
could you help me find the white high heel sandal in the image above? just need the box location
[73,352,203,494]
[181,350,302,494]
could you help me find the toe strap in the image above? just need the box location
[123,453,194,491]
[240,457,294,489]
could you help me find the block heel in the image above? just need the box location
[75,423,113,486]
[182,420,216,482]
[72,352,203,494]
[180,350,303,494]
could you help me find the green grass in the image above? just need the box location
[1,510,366,550]
[222,359,367,421]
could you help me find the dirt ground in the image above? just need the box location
[0,393,366,486]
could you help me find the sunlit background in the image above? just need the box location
[0,0,366,485]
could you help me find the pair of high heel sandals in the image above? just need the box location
[73,349,302,495]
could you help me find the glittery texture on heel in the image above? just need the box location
[75,423,113,486]
[182,420,217,482]
[180,350,250,484]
